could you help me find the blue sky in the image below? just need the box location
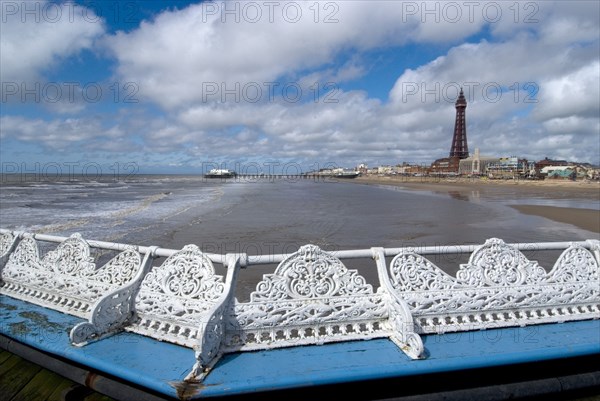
[1,1,599,174]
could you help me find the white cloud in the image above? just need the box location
[106,1,493,109]
[534,61,600,122]
[0,115,134,152]
[0,1,104,82]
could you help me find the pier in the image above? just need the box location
[204,173,345,181]
[0,229,599,400]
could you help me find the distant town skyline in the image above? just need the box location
[1,1,599,174]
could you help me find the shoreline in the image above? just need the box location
[350,175,600,192]
[348,175,600,234]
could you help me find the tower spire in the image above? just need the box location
[449,87,469,159]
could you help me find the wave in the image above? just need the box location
[110,192,170,219]
[36,218,91,234]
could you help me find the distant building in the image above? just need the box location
[486,156,532,179]
[376,165,394,175]
[356,163,368,174]
[540,165,575,180]
[458,148,500,176]
[535,157,570,171]
[430,157,460,174]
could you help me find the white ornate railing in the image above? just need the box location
[0,229,598,383]
[378,238,600,333]
[0,233,144,318]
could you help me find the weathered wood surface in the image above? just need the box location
[0,350,115,401]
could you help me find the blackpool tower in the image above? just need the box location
[449,88,469,159]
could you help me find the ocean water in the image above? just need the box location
[0,175,225,245]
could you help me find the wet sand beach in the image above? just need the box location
[350,175,600,234]
[509,205,599,233]
[352,175,600,196]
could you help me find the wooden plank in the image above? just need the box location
[10,369,66,401]
[0,350,13,364]
[0,350,117,401]
[0,357,42,401]
[0,354,24,377]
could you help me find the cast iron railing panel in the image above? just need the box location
[386,238,600,333]
[0,233,142,318]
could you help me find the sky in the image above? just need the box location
[1,0,599,175]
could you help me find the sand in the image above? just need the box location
[352,175,600,193]
[349,175,600,234]
[509,205,600,233]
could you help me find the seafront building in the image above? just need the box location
[486,157,535,179]
[457,148,500,176]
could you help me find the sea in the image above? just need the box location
[1,174,598,293]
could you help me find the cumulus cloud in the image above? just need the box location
[534,61,600,122]
[106,1,492,109]
[0,115,135,152]
[0,1,104,82]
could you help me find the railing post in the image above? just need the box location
[70,246,158,345]
[372,247,424,359]
[186,252,245,382]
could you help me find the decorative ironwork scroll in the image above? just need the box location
[70,247,155,345]
[125,245,227,348]
[1,233,143,319]
[0,231,18,271]
[221,244,424,360]
[388,238,600,334]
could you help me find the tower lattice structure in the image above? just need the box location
[449,88,469,159]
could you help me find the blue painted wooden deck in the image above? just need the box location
[1,294,599,399]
